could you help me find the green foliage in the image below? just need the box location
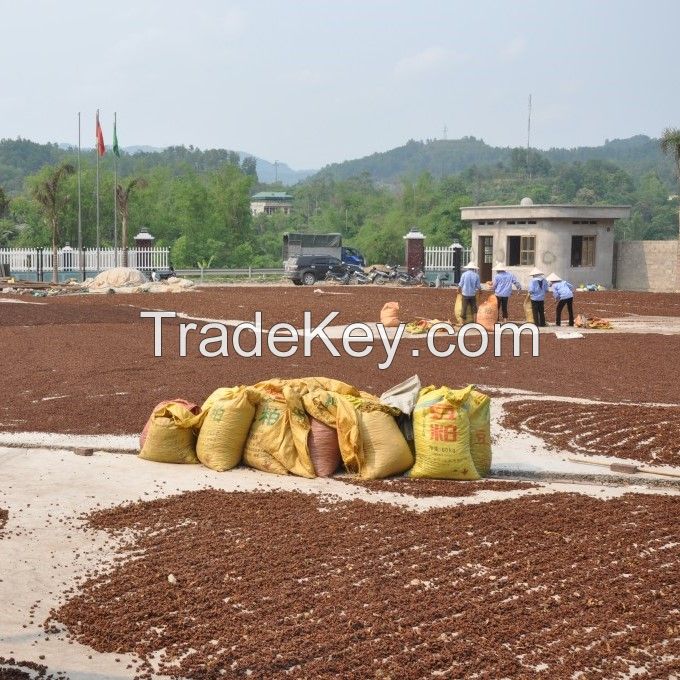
[1,133,679,269]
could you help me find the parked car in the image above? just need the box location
[284,256,358,285]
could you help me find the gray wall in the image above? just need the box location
[614,240,679,292]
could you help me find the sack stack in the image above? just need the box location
[137,376,493,481]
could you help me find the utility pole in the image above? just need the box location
[274,160,279,183]
[526,94,532,179]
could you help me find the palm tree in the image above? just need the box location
[116,178,148,267]
[0,224,17,247]
[32,163,75,283]
[660,128,680,290]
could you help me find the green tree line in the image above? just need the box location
[0,146,677,268]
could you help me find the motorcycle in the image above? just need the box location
[398,269,433,287]
[349,268,371,284]
[368,267,392,285]
[325,268,350,285]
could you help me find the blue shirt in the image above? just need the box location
[528,277,548,301]
[552,280,574,301]
[492,271,521,297]
[458,270,481,297]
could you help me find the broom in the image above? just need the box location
[568,457,680,479]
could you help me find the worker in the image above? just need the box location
[458,262,481,323]
[527,267,548,327]
[491,262,522,322]
[547,272,575,326]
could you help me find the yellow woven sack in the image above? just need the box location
[524,294,534,323]
[201,386,244,411]
[139,402,200,464]
[253,377,359,398]
[243,398,290,475]
[410,385,480,480]
[357,409,414,479]
[454,292,479,325]
[243,386,315,478]
[196,389,256,471]
[467,389,492,476]
[302,389,362,473]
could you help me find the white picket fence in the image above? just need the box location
[424,246,472,271]
[0,247,170,272]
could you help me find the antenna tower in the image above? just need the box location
[526,94,532,179]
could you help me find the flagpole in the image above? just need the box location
[77,112,82,273]
[113,112,118,267]
[96,109,100,273]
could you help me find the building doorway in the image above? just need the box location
[478,236,493,282]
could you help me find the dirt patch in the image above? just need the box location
[338,478,538,497]
[50,490,680,679]
[502,400,680,467]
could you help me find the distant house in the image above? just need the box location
[460,198,631,286]
[250,192,293,216]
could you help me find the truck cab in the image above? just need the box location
[341,246,365,267]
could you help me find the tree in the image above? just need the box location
[0,186,9,218]
[660,128,680,290]
[116,178,148,267]
[32,163,75,282]
[660,128,680,186]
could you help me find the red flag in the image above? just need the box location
[95,111,106,156]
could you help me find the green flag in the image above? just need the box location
[113,117,120,157]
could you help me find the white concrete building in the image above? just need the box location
[250,192,293,216]
[460,198,631,286]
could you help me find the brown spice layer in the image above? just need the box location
[50,490,680,679]
[3,287,680,327]
[338,478,538,497]
[0,658,65,680]
[1,289,679,435]
[502,400,680,466]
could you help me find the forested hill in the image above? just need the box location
[0,138,312,193]
[316,135,675,186]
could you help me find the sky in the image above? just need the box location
[1,0,679,170]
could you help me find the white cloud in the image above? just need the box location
[394,47,452,78]
[500,37,526,61]
[284,68,323,87]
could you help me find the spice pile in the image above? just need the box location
[49,490,680,679]
[0,657,65,680]
[339,478,537,498]
[502,400,680,466]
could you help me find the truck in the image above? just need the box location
[282,232,365,267]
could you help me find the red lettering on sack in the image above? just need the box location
[429,424,457,442]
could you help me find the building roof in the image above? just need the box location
[251,192,293,201]
[461,202,631,221]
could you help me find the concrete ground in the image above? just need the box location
[1,393,679,679]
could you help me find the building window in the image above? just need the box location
[507,236,536,266]
[571,235,596,267]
